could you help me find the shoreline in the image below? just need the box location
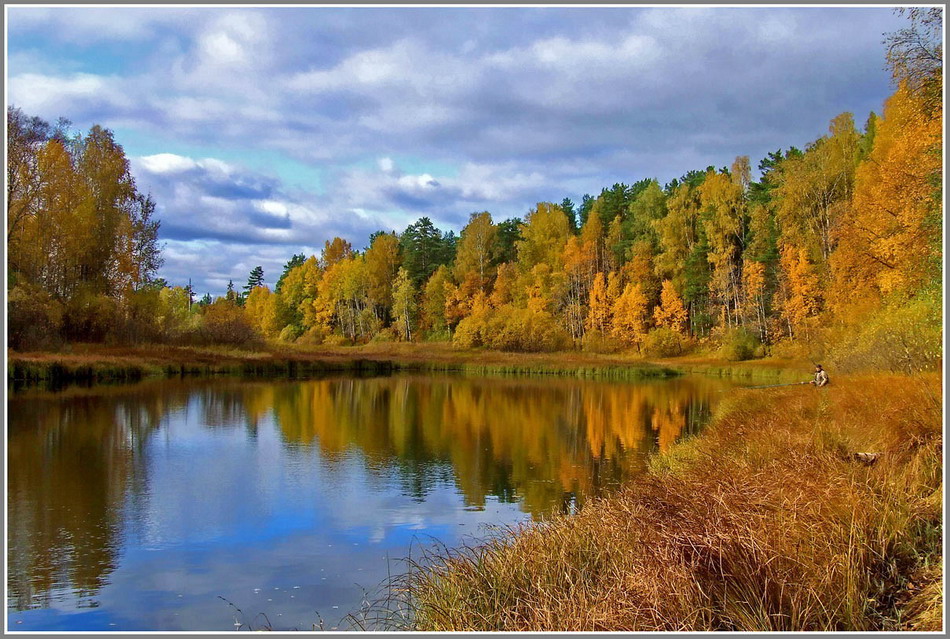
[7,342,811,389]
[398,371,943,631]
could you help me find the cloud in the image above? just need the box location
[7,7,908,295]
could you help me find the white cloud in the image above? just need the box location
[138,153,198,174]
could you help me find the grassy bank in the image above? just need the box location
[393,373,942,631]
[7,342,686,388]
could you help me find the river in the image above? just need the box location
[7,372,736,630]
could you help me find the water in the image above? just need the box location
[7,372,734,631]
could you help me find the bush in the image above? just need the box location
[278,324,303,343]
[718,327,761,362]
[453,312,490,349]
[830,294,941,374]
[581,330,623,354]
[198,300,259,346]
[323,334,351,347]
[642,327,690,358]
[371,327,398,343]
[60,290,119,343]
[7,283,64,350]
[453,305,570,353]
[296,325,328,346]
[484,306,571,353]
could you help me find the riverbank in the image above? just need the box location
[7,342,810,388]
[397,372,942,631]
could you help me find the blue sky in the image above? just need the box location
[6,6,906,296]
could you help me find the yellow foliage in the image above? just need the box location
[611,282,650,350]
[831,84,942,304]
[653,280,688,334]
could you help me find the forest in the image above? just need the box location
[6,10,941,374]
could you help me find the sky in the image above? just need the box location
[6,6,908,297]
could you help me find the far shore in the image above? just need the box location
[7,342,812,387]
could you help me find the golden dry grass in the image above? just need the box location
[397,373,942,631]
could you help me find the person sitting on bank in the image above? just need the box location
[809,364,829,387]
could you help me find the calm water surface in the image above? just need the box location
[8,372,736,630]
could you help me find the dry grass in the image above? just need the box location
[394,373,942,631]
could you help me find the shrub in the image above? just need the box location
[718,327,761,361]
[453,312,490,349]
[370,327,398,343]
[297,325,328,346]
[198,300,259,346]
[642,327,690,358]
[581,330,623,354]
[7,283,64,350]
[830,294,941,374]
[323,334,351,347]
[278,324,303,343]
[484,306,571,353]
[62,291,118,343]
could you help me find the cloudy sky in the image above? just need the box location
[7,6,905,296]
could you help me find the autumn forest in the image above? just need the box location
[6,11,942,374]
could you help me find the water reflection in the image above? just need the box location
[7,373,731,629]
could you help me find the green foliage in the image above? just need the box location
[830,293,941,374]
[580,330,623,354]
[244,266,265,297]
[718,327,761,361]
[400,217,456,288]
[495,218,523,264]
[642,327,690,358]
[278,324,303,343]
[275,253,305,293]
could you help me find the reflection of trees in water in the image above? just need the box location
[264,376,722,518]
[6,375,722,612]
[7,386,186,611]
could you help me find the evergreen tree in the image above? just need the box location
[243,266,265,299]
[276,253,305,293]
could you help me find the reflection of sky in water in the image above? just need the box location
[8,374,730,631]
[9,398,530,631]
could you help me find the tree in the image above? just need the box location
[421,265,453,336]
[653,280,688,335]
[779,246,822,339]
[516,203,571,271]
[560,198,578,232]
[244,266,265,298]
[278,255,320,330]
[585,272,612,335]
[774,113,860,264]
[276,253,305,293]
[831,83,942,304]
[885,8,942,114]
[401,217,454,287]
[391,267,417,342]
[321,237,353,269]
[495,218,522,264]
[453,211,498,290]
[611,282,650,352]
[364,232,402,317]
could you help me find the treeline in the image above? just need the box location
[235,72,940,367]
[6,11,941,369]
